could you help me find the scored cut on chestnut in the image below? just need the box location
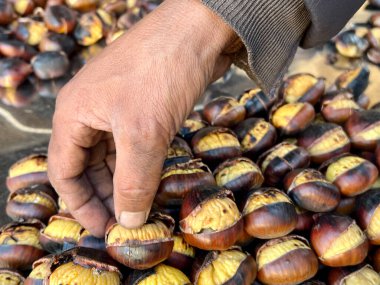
[242,188,297,239]
[335,66,369,98]
[238,88,275,118]
[256,235,319,285]
[335,31,369,58]
[0,268,25,285]
[179,185,243,250]
[310,213,369,267]
[191,248,257,285]
[179,114,208,141]
[284,168,340,212]
[106,212,174,270]
[165,233,195,271]
[328,264,380,285]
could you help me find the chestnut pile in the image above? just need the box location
[1,66,380,284]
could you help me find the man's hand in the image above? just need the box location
[48,0,236,237]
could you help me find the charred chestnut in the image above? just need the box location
[328,265,380,285]
[0,220,46,270]
[284,168,340,212]
[242,188,297,239]
[13,18,48,46]
[297,122,350,164]
[179,185,243,250]
[280,73,325,105]
[44,5,76,34]
[127,264,190,285]
[65,0,98,11]
[39,32,76,55]
[0,268,25,284]
[257,142,310,186]
[0,58,32,88]
[0,0,14,25]
[335,31,369,58]
[238,88,275,118]
[271,102,315,135]
[165,233,195,271]
[311,214,369,267]
[191,248,257,285]
[106,212,174,269]
[74,12,104,46]
[77,229,106,251]
[14,0,35,16]
[256,235,318,285]
[31,51,69,80]
[335,66,369,98]
[0,40,37,60]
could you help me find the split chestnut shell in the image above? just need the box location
[165,233,195,271]
[238,88,275,118]
[127,264,190,285]
[328,264,380,285]
[335,66,369,98]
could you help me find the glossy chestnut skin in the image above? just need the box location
[297,122,350,164]
[65,0,98,12]
[345,110,380,151]
[270,102,315,135]
[327,265,380,285]
[335,31,369,58]
[179,185,243,250]
[376,144,380,168]
[0,0,14,25]
[284,168,340,212]
[242,188,297,239]
[165,233,195,272]
[39,32,76,55]
[0,220,46,270]
[106,212,174,270]
[44,5,76,34]
[13,18,48,46]
[310,214,369,267]
[77,230,106,251]
[257,142,310,186]
[0,268,25,284]
[0,58,32,88]
[191,248,257,285]
[234,118,277,159]
[280,73,325,105]
[31,51,69,80]
[335,66,369,98]
[295,206,313,232]
[335,196,356,215]
[0,39,37,60]
[256,235,319,285]
[238,88,276,118]
[155,159,215,207]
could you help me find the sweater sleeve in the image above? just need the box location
[201,0,365,95]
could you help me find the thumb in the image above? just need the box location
[113,126,169,229]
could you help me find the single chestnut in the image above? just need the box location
[234,118,277,159]
[335,31,369,58]
[345,110,380,151]
[0,220,46,270]
[155,159,215,207]
[0,268,25,284]
[74,12,106,46]
[284,168,340,212]
[257,142,310,186]
[0,0,14,25]
[24,255,51,284]
[320,154,379,197]
[0,58,32,88]
[106,212,174,269]
[213,157,264,193]
[31,51,69,80]
[280,73,325,105]
[328,264,380,285]
[310,213,369,267]
[165,233,195,271]
[191,248,257,285]
[335,66,370,98]
[164,136,193,168]
[178,113,208,141]
[270,102,315,135]
[14,0,35,16]
[39,32,76,55]
[13,18,48,46]
[6,154,49,192]
[179,185,243,250]
[256,235,318,285]
[77,229,106,251]
[65,0,98,11]
[44,5,76,34]
[238,88,275,118]
[242,188,297,239]
[295,206,314,232]
[297,122,350,164]
[0,39,37,60]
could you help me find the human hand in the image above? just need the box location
[48,0,236,237]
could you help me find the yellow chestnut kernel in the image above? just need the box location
[27,21,47,46]
[138,264,190,285]
[0,272,22,285]
[284,75,318,103]
[241,121,271,152]
[14,0,31,14]
[272,103,305,128]
[0,226,41,248]
[12,193,55,209]
[29,262,51,279]
[58,197,68,212]
[215,161,261,186]
[261,144,298,172]
[290,170,327,189]
[307,128,350,155]
[325,156,365,182]
[43,219,83,242]
[172,235,195,257]
[367,206,380,241]
[9,157,47,177]
[343,266,380,285]
[338,68,361,89]
[196,133,240,152]
[49,262,120,285]
[239,88,261,105]
[161,168,204,180]
[355,122,380,141]
[327,99,360,110]
[198,250,247,285]
[243,191,292,215]
[182,119,205,131]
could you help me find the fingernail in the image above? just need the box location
[119,211,148,229]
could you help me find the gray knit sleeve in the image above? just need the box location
[201,0,365,94]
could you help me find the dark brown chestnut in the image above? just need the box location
[164,136,193,168]
[0,268,25,284]
[0,40,37,60]
[44,5,76,34]
[242,188,297,239]
[335,31,369,58]
[257,142,310,186]
[297,122,350,164]
[39,32,76,55]
[311,214,369,267]
[295,206,314,232]
[0,0,14,25]
[328,264,380,285]
[14,0,35,16]
[191,248,257,285]
[74,12,104,46]
[0,58,32,88]
[77,229,106,251]
[13,18,48,46]
[155,159,215,207]
[284,168,340,212]
[335,196,356,215]
[179,185,243,250]
[0,220,46,270]
[65,0,98,11]
[31,51,69,80]
[335,66,370,98]
[234,118,277,159]
[106,212,174,270]
[178,115,208,141]
[165,233,195,271]
[238,88,275,118]
[256,235,318,285]
[270,102,315,135]
[280,73,325,105]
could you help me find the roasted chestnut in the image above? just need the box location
[297,122,350,164]
[73,11,110,46]
[234,118,277,159]
[335,66,369,98]
[284,168,340,212]
[328,264,380,285]
[280,73,325,105]
[13,18,48,46]
[127,264,190,285]
[14,0,35,16]
[31,51,69,80]
[335,196,356,215]
[179,113,208,141]
[191,248,257,285]
[295,206,314,232]
[24,255,51,284]
[0,39,37,60]
[0,268,25,284]
[238,88,275,118]
[179,185,243,250]
[256,235,318,285]
[0,58,32,88]
[77,229,106,251]
[345,110,380,151]
[155,159,215,207]
[39,214,84,253]
[242,188,297,239]
[311,214,368,267]
[270,102,315,135]
[39,32,76,55]
[0,220,46,270]
[165,233,195,271]
[106,212,174,269]
[6,154,49,192]
[320,154,378,197]
[65,0,98,11]
[257,142,310,186]
[0,0,14,25]
[335,31,369,58]
[44,5,76,34]
[164,136,193,168]
[213,157,263,193]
